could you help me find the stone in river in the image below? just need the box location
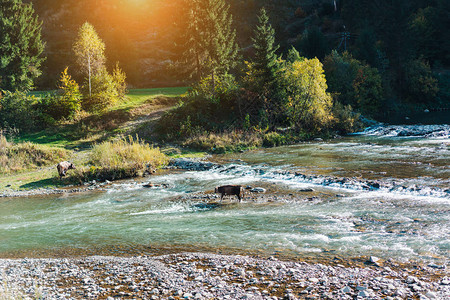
[250,187,266,193]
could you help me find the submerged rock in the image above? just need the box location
[168,158,218,171]
[250,187,266,193]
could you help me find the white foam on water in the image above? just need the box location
[130,203,193,216]
[347,190,450,204]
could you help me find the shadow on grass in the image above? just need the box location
[19,177,66,190]
[18,108,134,149]
[18,92,184,149]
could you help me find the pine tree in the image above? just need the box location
[0,0,45,91]
[252,7,279,87]
[180,0,239,83]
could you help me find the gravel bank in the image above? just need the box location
[1,252,448,299]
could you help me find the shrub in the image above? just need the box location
[35,92,60,125]
[157,74,241,140]
[82,68,119,112]
[0,90,40,132]
[263,132,287,147]
[70,136,168,182]
[58,67,82,118]
[332,102,363,134]
[112,63,127,99]
[190,73,239,102]
[36,68,82,124]
[182,130,263,153]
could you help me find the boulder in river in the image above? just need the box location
[250,187,266,193]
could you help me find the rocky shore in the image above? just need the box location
[1,252,448,300]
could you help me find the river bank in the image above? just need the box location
[1,252,449,299]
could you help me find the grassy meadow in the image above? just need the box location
[0,87,188,192]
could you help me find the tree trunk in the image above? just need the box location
[212,69,216,97]
[88,55,92,98]
[195,50,201,81]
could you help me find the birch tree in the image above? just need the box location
[73,22,105,97]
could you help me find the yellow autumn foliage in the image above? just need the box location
[282,57,333,132]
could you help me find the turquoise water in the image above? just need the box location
[0,126,449,263]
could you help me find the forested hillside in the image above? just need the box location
[29,1,449,103]
[1,0,446,131]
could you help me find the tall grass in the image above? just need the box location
[0,134,70,173]
[71,136,169,182]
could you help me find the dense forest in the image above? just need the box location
[27,0,449,104]
[1,0,449,140]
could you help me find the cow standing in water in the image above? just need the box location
[57,161,76,179]
[214,185,244,202]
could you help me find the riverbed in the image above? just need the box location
[1,125,449,266]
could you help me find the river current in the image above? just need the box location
[0,125,449,264]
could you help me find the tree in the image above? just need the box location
[403,58,438,103]
[297,26,329,60]
[241,7,282,127]
[354,26,380,68]
[251,8,279,88]
[180,0,239,86]
[323,51,384,117]
[73,22,106,98]
[0,0,45,91]
[57,67,82,119]
[280,58,333,132]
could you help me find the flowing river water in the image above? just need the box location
[0,125,449,265]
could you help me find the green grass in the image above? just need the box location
[0,87,192,191]
[114,87,188,111]
[16,87,188,148]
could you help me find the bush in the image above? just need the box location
[70,136,168,182]
[263,132,287,147]
[0,90,40,132]
[82,68,119,112]
[112,63,127,99]
[190,73,239,102]
[332,102,363,134]
[182,130,263,153]
[58,67,82,118]
[157,74,241,139]
[31,69,82,126]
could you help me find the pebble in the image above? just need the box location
[0,249,448,300]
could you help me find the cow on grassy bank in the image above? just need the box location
[215,185,244,202]
[57,161,75,179]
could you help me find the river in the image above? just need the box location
[0,125,449,265]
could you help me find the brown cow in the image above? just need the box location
[57,161,76,179]
[214,185,244,202]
